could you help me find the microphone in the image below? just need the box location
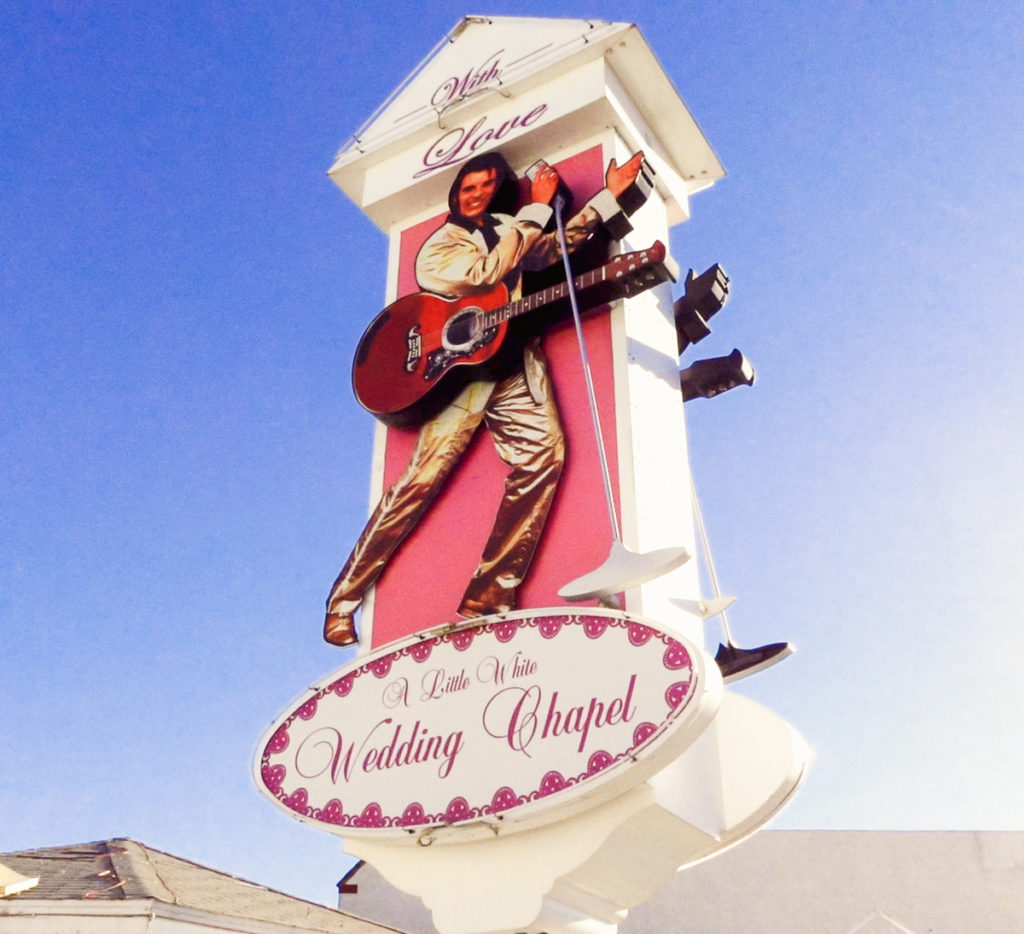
[525,160,574,216]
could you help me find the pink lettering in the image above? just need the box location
[293,719,464,783]
[482,676,638,757]
[542,675,638,753]
[430,51,504,109]
[482,685,541,756]
[414,104,549,179]
[421,667,471,701]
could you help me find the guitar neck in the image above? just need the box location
[478,244,669,330]
[477,269,597,329]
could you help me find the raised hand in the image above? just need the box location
[605,151,646,199]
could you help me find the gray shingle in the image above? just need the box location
[0,839,407,933]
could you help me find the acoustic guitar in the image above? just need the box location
[352,241,673,426]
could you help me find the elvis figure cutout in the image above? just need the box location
[324,149,646,646]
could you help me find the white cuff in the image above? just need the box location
[516,203,553,227]
[587,188,621,222]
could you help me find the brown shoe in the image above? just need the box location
[457,598,506,619]
[324,612,358,647]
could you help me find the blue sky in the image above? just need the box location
[3,0,1023,907]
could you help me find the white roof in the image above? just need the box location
[328,15,724,224]
[335,17,632,162]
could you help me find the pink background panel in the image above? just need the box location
[370,146,620,648]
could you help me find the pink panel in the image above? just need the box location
[371,146,619,648]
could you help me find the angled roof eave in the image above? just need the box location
[325,16,630,172]
[328,16,634,176]
[602,26,725,189]
[327,16,723,212]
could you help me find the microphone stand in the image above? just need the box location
[551,194,691,605]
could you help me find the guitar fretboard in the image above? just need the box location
[478,264,609,330]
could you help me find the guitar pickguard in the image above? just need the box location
[404,325,422,373]
[424,326,499,381]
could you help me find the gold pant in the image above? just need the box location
[327,355,565,620]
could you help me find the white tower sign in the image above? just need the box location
[255,16,808,934]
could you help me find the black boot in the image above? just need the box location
[715,641,793,683]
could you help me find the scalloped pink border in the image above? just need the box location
[260,614,695,829]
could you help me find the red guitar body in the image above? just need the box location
[352,286,512,426]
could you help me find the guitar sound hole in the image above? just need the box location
[442,308,482,352]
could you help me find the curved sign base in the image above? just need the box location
[346,691,808,934]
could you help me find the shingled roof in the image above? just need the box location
[0,839,406,933]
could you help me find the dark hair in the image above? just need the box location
[447,151,521,219]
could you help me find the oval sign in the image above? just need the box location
[254,609,720,840]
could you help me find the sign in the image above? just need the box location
[254,18,806,934]
[255,610,720,840]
